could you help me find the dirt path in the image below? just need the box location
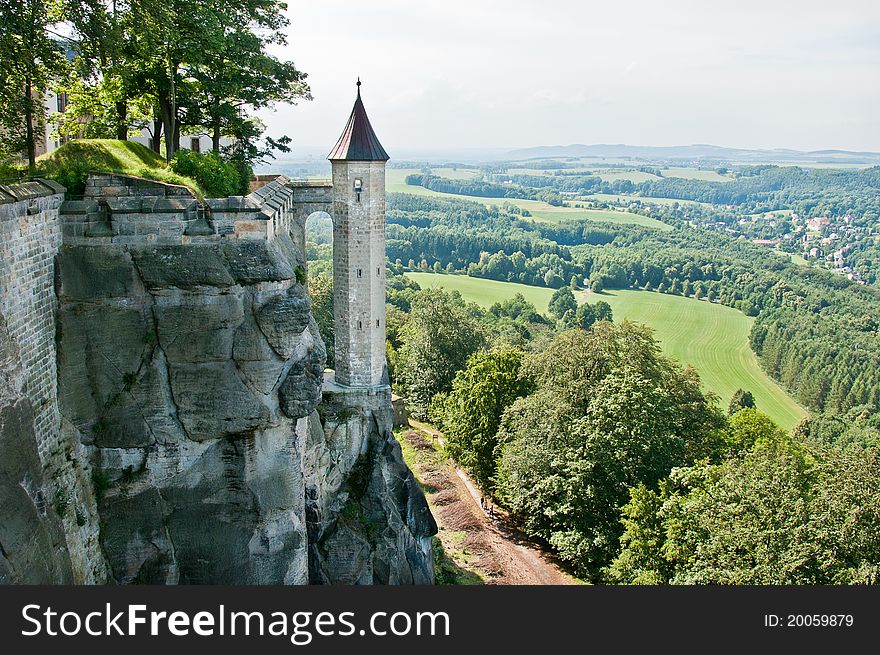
[403,422,576,585]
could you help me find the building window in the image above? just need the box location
[353,178,363,202]
[377,267,381,276]
[376,319,380,328]
[357,268,362,278]
[358,320,362,330]
[191,137,201,152]
[56,92,68,113]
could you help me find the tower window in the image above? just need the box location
[357,268,362,278]
[190,137,201,152]
[358,320,362,330]
[353,178,363,202]
[376,319,380,328]
[377,267,381,276]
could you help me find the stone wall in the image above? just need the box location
[65,174,300,247]
[84,173,193,199]
[0,179,106,583]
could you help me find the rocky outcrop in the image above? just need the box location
[1,174,434,585]
[305,381,436,584]
[56,234,325,584]
[55,230,435,584]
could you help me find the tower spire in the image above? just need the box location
[328,79,389,162]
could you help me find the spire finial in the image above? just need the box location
[357,77,361,90]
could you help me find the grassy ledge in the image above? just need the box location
[36,139,203,197]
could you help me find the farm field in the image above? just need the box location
[403,273,806,430]
[585,192,714,208]
[387,169,671,229]
[593,169,661,183]
[661,167,733,181]
[406,272,559,314]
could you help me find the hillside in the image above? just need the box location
[404,272,805,430]
[505,143,880,165]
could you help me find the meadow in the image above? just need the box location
[387,169,671,230]
[404,272,806,430]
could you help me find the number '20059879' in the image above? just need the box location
[764,614,854,627]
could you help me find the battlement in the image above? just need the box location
[60,173,328,247]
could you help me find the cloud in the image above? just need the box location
[261,1,880,152]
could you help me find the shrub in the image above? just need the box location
[171,150,241,197]
[40,158,90,195]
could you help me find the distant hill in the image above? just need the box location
[505,143,880,165]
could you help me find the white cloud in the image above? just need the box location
[261,0,880,154]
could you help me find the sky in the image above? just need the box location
[260,0,880,158]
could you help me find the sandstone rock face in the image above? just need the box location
[55,232,434,584]
[305,383,436,584]
[57,234,324,584]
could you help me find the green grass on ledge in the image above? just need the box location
[36,139,203,197]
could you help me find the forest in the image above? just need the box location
[305,172,880,582]
[379,189,880,417]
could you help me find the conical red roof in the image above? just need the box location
[327,82,389,162]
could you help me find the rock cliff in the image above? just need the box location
[55,231,434,584]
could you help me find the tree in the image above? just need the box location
[495,324,725,580]
[726,407,786,452]
[543,269,562,288]
[611,436,880,585]
[58,0,147,141]
[605,482,672,584]
[575,302,596,330]
[184,0,310,153]
[728,388,756,415]
[548,286,577,320]
[0,0,67,170]
[307,273,334,368]
[396,289,488,418]
[593,300,613,322]
[441,350,532,489]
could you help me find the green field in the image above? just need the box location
[407,272,559,313]
[404,272,806,430]
[594,169,662,183]
[387,169,671,230]
[662,167,733,182]
[776,250,811,266]
[586,192,713,208]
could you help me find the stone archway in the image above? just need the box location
[288,181,332,262]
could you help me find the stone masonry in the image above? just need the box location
[331,161,387,387]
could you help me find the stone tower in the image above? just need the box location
[328,81,390,387]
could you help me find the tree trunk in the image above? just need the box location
[158,96,175,161]
[25,76,36,173]
[152,118,163,153]
[115,100,128,140]
[173,119,180,153]
[212,121,221,153]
